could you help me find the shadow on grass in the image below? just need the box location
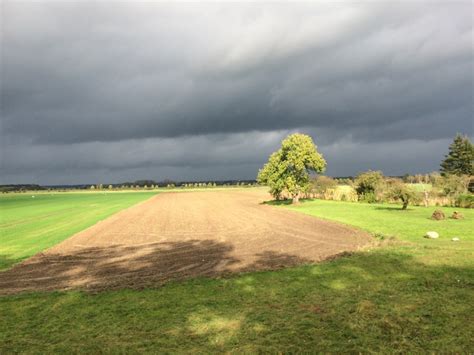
[262,198,317,206]
[0,255,25,272]
[0,240,312,295]
[373,206,411,211]
[262,199,293,206]
[1,249,473,353]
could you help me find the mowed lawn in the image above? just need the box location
[1,197,473,352]
[285,198,474,247]
[0,191,156,269]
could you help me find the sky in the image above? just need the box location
[1,1,473,185]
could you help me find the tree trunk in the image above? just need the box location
[402,200,408,210]
[423,191,429,207]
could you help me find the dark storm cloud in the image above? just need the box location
[0,131,292,184]
[1,1,473,184]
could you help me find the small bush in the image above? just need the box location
[311,176,337,197]
[455,194,474,208]
[384,178,419,209]
[354,171,384,201]
[359,191,377,203]
[434,174,469,197]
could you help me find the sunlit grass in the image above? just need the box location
[2,246,472,352]
[0,191,156,269]
[407,183,432,192]
[281,198,473,273]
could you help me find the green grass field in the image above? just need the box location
[284,199,473,242]
[0,192,156,270]
[1,197,473,352]
[407,183,432,192]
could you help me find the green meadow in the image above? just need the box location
[1,196,473,353]
[284,198,473,243]
[0,192,156,270]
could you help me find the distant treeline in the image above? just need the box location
[0,184,46,193]
[5,174,471,193]
[1,180,258,192]
[0,176,409,193]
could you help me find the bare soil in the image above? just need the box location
[0,190,371,294]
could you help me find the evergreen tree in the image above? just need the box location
[440,134,474,176]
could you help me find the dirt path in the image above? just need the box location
[0,190,371,294]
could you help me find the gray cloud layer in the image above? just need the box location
[1,2,473,184]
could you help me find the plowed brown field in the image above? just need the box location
[0,190,371,294]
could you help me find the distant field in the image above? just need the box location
[0,192,156,270]
[407,183,432,192]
